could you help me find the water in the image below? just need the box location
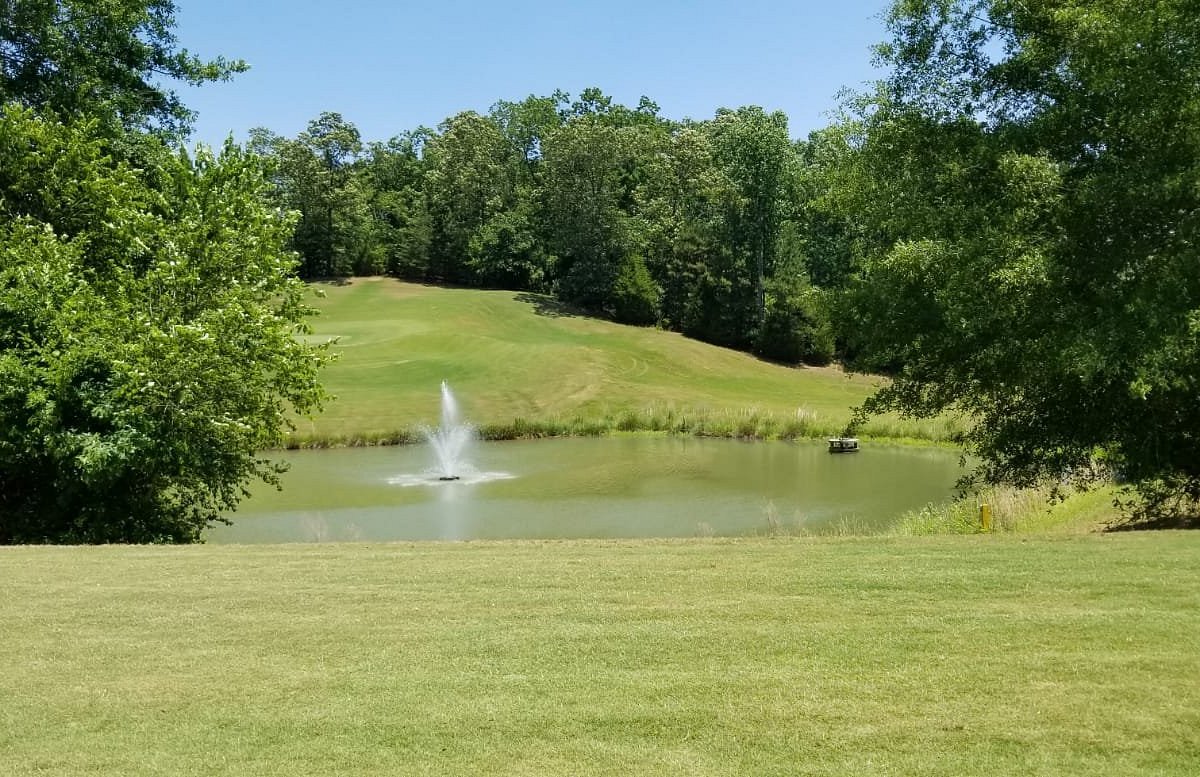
[208,437,963,543]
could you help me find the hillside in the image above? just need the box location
[291,278,950,444]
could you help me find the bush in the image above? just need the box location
[0,109,329,543]
[754,282,835,365]
[611,254,661,325]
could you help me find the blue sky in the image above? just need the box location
[174,0,893,149]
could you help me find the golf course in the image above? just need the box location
[5,0,1199,772]
[289,278,958,446]
[5,278,1198,775]
[3,536,1198,776]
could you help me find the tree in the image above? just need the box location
[423,111,525,284]
[252,113,376,278]
[636,125,729,330]
[362,132,433,279]
[539,117,639,313]
[0,0,245,138]
[792,128,859,290]
[707,107,793,322]
[841,0,1200,520]
[0,107,328,543]
[489,91,566,170]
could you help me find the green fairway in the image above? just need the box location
[3,534,1198,776]
[291,278,952,444]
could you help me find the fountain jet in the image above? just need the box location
[426,381,473,480]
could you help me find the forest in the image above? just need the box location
[248,92,843,367]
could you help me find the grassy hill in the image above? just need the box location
[291,278,956,445]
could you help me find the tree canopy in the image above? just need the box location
[0,1,326,543]
[838,0,1200,519]
[0,107,327,543]
[0,0,245,137]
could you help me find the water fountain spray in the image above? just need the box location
[426,381,473,480]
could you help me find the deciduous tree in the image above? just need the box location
[0,108,328,543]
[0,0,245,138]
[842,0,1200,520]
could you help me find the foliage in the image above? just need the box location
[609,253,660,325]
[468,199,549,290]
[268,90,839,367]
[893,484,1118,535]
[539,116,641,310]
[707,107,793,319]
[363,132,432,279]
[0,0,245,138]
[838,0,1200,519]
[250,113,375,278]
[423,111,524,283]
[635,126,728,329]
[0,107,328,543]
[755,277,835,366]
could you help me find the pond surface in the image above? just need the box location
[208,437,963,543]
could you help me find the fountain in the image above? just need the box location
[385,382,514,487]
[427,380,472,480]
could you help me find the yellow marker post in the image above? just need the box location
[979,503,993,532]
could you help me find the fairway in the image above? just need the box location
[291,279,945,444]
[3,534,1198,776]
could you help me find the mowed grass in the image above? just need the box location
[290,278,953,444]
[3,534,1199,776]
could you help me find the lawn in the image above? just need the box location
[3,533,1197,776]
[290,278,953,444]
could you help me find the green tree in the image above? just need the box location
[707,107,793,323]
[792,128,859,290]
[362,132,433,279]
[539,117,639,313]
[423,111,525,284]
[0,107,328,543]
[635,125,731,331]
[252,113,376,278]
[842,0,1200,520]
[0,0,245,138]
[489,91,566,171]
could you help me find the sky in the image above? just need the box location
[172,0,894,149]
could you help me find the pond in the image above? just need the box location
[207,437,964,543]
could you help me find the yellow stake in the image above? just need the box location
[979,502,993,532]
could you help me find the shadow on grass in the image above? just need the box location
[513,292,589,318]
[1105,513,1200,531]
[310,276,354,287]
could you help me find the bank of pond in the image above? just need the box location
[212,436,965,543]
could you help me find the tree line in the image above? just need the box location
[249,91,845,366]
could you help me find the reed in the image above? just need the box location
[891,483,1120,536]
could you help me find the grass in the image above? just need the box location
[893,484,1125,536]
[288,278,960,446]
[3,534,1199,776]
[9,278,1180,776]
